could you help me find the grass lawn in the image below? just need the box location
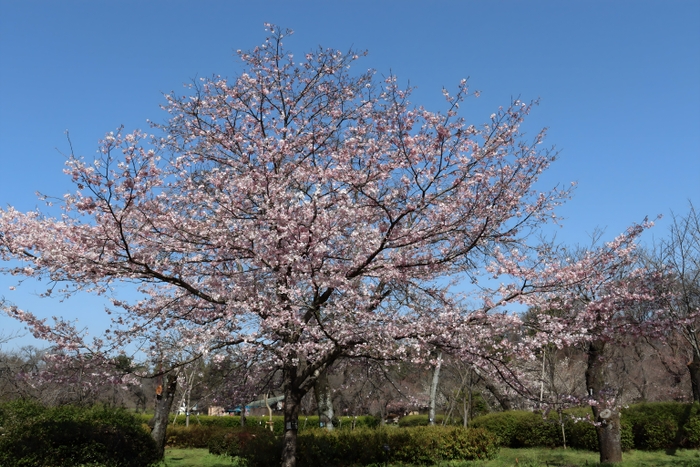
[162,447,700,466]
[162,448,242,466]
[457,447,700,466]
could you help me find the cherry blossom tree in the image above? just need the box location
[0,25,652,466]
[520,230,661,464]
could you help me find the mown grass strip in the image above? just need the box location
[162,447,700,467]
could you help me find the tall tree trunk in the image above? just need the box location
[428,351,442,426]
[314,367,335,430]
[281,367,302,467]
[150,372,178,460]
[585,340,622,464]
[688,348,700,403]
[483,377,513,411]
[185,387,191,427]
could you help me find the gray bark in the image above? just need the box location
[428,351,442,426]
[314,367,335,430]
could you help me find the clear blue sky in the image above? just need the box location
[1,0,699,349]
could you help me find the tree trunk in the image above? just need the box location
[483,378,513,411]
[150,372,178,459]
[688,349,700,403]
[314,367,335,430]
[559,409,567,449]
[281,371,302,467]
[585,340,622,464]
[464,384,472,428]
[185,387,191,427]
[428,351,442,426]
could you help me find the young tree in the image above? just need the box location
[0,25,647,466]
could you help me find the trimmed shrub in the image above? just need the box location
[469,410,536,447]
[638,418,678,450]
[207,426,281,467]
[515,413,562,448]
[166,424,232,448]
[388,426,499,465]
[140,412,379,433]
[470,407,634,452]
[683,413,700,448]
[299,427,389,467]
[397,414,448,427]
[0,399,159,467]
[563,416,599,451]
[297,426,498,466]
[622,401,700,450]
[301,414,380,430]
[561,407,634,452]
[208,425,498,466]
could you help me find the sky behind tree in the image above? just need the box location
[1,0,698,348]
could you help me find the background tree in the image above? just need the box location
[645,203,700,401]
[330,358,424,423]
[0,345,44,402]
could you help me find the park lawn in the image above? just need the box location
[450,448,700,467]
[162,447,700,466]
[162,448,243,467]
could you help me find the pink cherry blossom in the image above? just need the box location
[0,26,665,467]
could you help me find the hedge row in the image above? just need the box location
[208,425,499,467]
[469,408,626,451]
[157,401,700,453]
[0,400,159,467]
[624,402,700,450]
[139,412,379,434]
[469,402,700,451]
[398,414,449,427]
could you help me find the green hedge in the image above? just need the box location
[208,426,281,467]
[209,425,498,466]
[139,413,379,435]
[397,414,449,427]
[159,414,380,449]
[165,424,233,448]
[564,407,635,452]
[561,408,604,451]
[468,411,524,447]
[153,401,700,454]
[469,409,634,451]
[469,402,700,452]
[623,402,700,450]
[138,414,380,443]
[0,400,159,467]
